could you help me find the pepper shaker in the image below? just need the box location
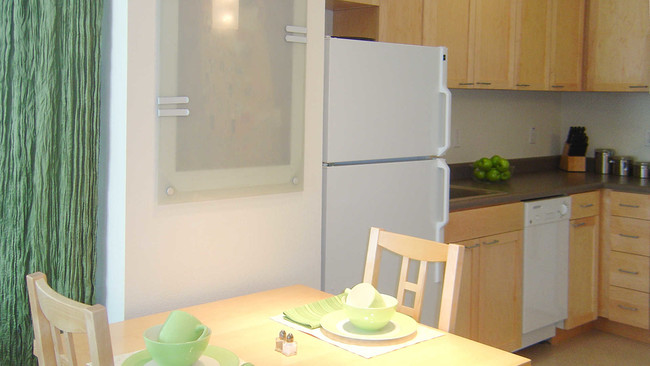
[282,332,297,356]
[275,330,286,352]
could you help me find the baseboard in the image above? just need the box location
[594,317,650,344]
[551,322,595,344]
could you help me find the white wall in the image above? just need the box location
[100,0,325,322]
[561,92,650,162]
[445,90,563,164]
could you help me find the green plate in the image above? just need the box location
[320,310,417,342]
[122,345,239,366]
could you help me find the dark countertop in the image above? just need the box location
[449,158,650,212]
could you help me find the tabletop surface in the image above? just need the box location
[109,285,531,365]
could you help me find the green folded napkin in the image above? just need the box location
[283,293,346,329]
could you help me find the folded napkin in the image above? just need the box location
[283,293,346,329]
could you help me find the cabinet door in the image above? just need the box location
[548,0,584,91]
[564,216,599,329]
[378,0,423,45]
[454,238,480,338]
[513,0,550,90]
[585,0,650,91]
[477,230,523,351]
[473,0,517,89]
[423,0,475,88]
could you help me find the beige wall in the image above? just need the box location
[101,0,325,322]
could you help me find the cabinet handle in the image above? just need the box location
[618,268,639,275]
[458,83,474,86]
[572,222,587,228]
[551,85,565,88]
[465,243,480,249]
[618,233,640,239]
[617,304,639,311]
[476,82,492,85]
[619,203,640,208]
[628,85,648,89]
[516,84,530,87]
[580,203,594,208]
[483,239,499,245]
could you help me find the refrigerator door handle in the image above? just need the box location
[439,87,452,156]
[434,159,450,238]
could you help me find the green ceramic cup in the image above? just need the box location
[343,294,398,331]
[144,324,211,366]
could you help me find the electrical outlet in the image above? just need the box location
[529,127,537,144]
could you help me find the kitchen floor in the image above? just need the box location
[515,330,650,365]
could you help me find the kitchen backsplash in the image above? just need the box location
[445,90,650,164]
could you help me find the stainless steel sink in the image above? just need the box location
[449,185,505,200]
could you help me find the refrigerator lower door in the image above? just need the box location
[322,159,449,326]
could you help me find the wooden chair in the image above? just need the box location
[26,272,114,366]
[363,227,464,333]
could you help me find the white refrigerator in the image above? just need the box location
[322,37,452,326]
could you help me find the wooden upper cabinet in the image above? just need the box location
[514,0,551,90]
[378,0,423,45]
[549,0,585,91]
[423,0,475,88]
[473,0,517,89]
[585,0,650,92]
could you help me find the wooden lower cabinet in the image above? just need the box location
[601,190,650,331]
[447,202,524,351]
[563,192,600,329]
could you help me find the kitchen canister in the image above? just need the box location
[611,156,633,176]
[594,148,615,174]
[633,161,649,179]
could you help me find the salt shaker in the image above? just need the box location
[275,329,286,352]
[282,332,297,356]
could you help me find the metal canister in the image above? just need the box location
[594,148,615,174]
[611,156,633,176]
[633,162,649,179]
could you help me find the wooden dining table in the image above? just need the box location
[108,285,531,365]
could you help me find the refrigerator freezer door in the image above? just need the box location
[323,37,451,163]
[322,159,449,295]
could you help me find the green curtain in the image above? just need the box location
[0,0,103,364]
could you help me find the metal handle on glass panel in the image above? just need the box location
[618,268,639,275]
[285,25,307,43]
[157,96,190,117]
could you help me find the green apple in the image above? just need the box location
[496,158,510,173]
[473,167,486,180]
[477,157,493,171]
[486,168,501,182]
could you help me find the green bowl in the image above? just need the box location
[343,294,398,331]
[144,324,211,366]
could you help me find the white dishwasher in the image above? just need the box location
[521,195,571,349]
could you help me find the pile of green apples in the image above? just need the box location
[473,155,511,182]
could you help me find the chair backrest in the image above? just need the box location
[362,227,464,333]
[26,272,114,366]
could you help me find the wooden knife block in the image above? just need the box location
[560,143,586,172]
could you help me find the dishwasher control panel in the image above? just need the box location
[523,196,571,226]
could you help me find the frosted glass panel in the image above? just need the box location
[157,0,306,203]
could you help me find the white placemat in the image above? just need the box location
[271,314,445,359]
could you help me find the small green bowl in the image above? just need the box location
[343,294,398,331]
[143,324,211,366]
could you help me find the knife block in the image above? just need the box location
[560,144,586,172]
